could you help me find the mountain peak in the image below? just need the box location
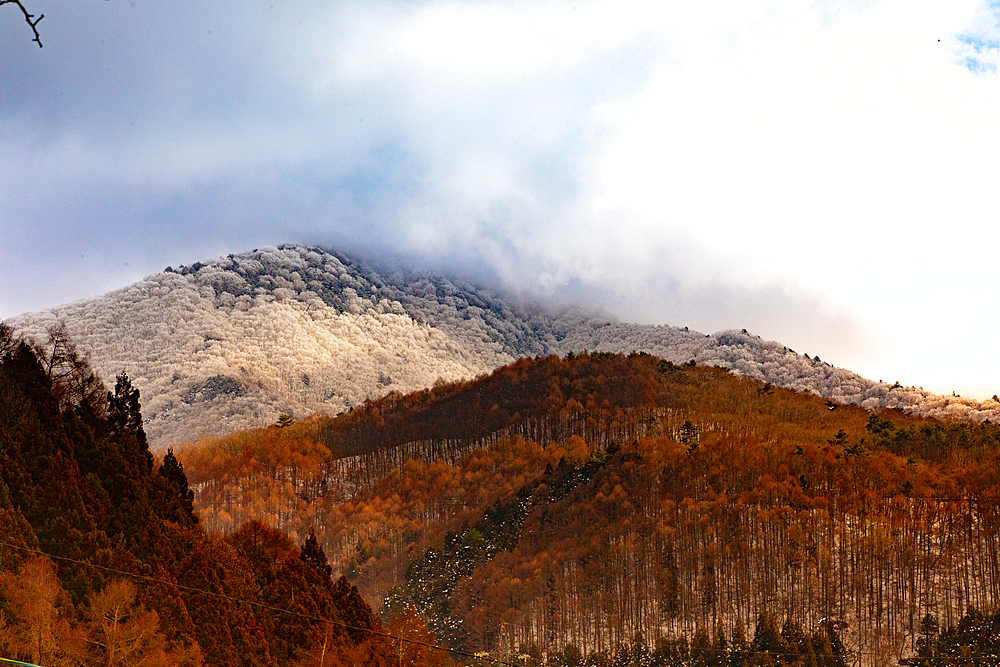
[8,245,998,446]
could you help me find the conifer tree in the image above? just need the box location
[751,614,785,663]
[692,625,711,667]
[710,620,729,667]
[107,372,153,473]
[301,529,333,583]
[158,448,198,526]
[730,620,750,667]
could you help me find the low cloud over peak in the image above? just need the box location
[3,0,999,399]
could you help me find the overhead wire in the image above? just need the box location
[6,540,1000,666]
[0,540,519,667]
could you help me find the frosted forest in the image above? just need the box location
[8,244,999,447]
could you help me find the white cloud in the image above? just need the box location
[3,0,1000,398]
[954,0,1000,72]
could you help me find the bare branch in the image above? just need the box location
[0,0,44,48]
[0,322,20,358]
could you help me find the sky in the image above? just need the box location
[2,0,999,399]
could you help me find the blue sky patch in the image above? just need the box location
[955,2,1000,73]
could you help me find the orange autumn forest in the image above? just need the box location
[179,349,1000,667]
[4,320,1000,666]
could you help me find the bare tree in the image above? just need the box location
[1,0,43,47]
[31,322,108,414]
[0,322,20,358]
[85,579,173,667]
[0,557,84,665]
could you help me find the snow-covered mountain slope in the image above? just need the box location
[8,244,999,447]
[8,246,549,445]
[584,324,1000,419]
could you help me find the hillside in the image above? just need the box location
[8,244,998,447]
[0,322,401,667]
[178,352,1000,667]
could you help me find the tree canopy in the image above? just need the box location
[0,322,397,666]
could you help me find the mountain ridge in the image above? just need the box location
[7,243,998,446]
[178,350,1000,666]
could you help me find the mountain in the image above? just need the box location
[7,244,999,447]
[178,351,1000,666]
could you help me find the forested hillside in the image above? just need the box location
[0,322,402,667]
[180,352,1000,667]
[9,245,998,447]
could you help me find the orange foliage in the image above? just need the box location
[176,353,1000,663]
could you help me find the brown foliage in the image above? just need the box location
[0,557,83,665]
[177,353,1000,664]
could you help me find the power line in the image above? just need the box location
[0,540,519,667]
[6,543,996,667]
[0,538,863,665]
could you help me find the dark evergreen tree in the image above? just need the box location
[300,528,333,583]
[157,448,198,526]
[710,620,729,667]
[691,625,711,667]
[751,614,785,667]
[780,620,810,666]
[817,621,847,667]
[730,620,749,667]
[107,372,153,474]
[914,613,938,667]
